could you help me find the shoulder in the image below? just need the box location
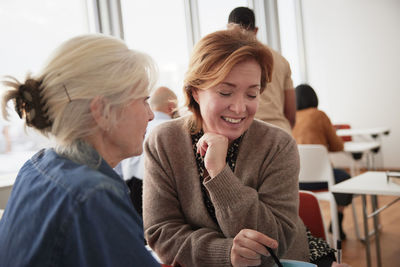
[238,120,299,176]
[249,119,293,137]
[245,119,296,150]
[317,109,329,118]
[145,116,191,156]
[267,46,291,67]
[27,149,126,202]
[299,108,323,117]
[147,116,189,143]
[311,109,331,123]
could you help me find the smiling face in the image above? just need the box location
[192,59,261,141]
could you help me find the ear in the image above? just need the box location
[254,27,259,35]
[192,88,199,103]
[90,96,108,131]
[167,101,176,114]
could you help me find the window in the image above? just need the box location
[0,0,89,80]
[121,0,189,103]
[0,0,89,164]
[277,0,304,86]
[197,0,248,37]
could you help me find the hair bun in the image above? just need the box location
[16,79,52,129]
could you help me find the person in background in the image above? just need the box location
[143,25,311,267]
[0,34,160,267]
[0,117,11,153]
[118,86,177,217]
[228,6,296,134]
[292,83,353,240]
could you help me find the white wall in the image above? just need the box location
[301,0,400,169]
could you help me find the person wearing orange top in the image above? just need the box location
[293,84,352,240]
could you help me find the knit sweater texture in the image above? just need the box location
[143,117,309,266]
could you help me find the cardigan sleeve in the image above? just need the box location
[143,130,233,267]
[203,136,302,260]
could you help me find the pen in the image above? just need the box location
[337,240,342,264]
[265,246,283,267]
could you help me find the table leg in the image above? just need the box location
[371,195,382,267]
[362,195,371,267]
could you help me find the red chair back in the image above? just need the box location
[299,191,327,240]
[333,124,352,142]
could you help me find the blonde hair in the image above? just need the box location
[2,34,157,155]
[183,25,273,133]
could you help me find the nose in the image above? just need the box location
[229,95,246,114]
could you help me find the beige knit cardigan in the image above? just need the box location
[143,117,309,267]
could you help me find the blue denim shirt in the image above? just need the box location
[0,148,160,267]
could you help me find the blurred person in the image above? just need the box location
[119,86,177,217]
[0,117,11,153]
[293,83,353,240]
[228,6,296,134]
[0,34,160,267]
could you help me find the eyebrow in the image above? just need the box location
[220,82,260,89]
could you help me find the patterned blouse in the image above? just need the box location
[191,130,242,224]
[191,130,336,264]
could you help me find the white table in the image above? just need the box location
[338,127,390,170]
[0,172,18,188]
[0,151,36,174]
[0,172,18,209]
[336,127,390,139]
[343,141,381,176]
[344,141,380,156]
[0,150,35,209]
[331,171,400,267]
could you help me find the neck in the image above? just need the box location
[85,131,120,168]
[56,140,103,169]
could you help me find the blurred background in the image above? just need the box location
[1,0,399,171]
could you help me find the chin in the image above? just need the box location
[133,148,143,156]
[125,146,143,158]
[218,122,250,141]
[224,132,243,142]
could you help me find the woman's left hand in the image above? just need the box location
[230,229,278,267]
[196,132,228,178]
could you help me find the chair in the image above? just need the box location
[297,144,339,247]
[333,124,352,142]
[299,190,327,241]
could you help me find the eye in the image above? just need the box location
[247,88,260,99]
[218,91,232,97]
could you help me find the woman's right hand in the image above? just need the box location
[196,132,228,178]
[230,229,278,267]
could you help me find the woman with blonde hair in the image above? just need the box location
[143,26,310,267]
[0,34,160,266]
